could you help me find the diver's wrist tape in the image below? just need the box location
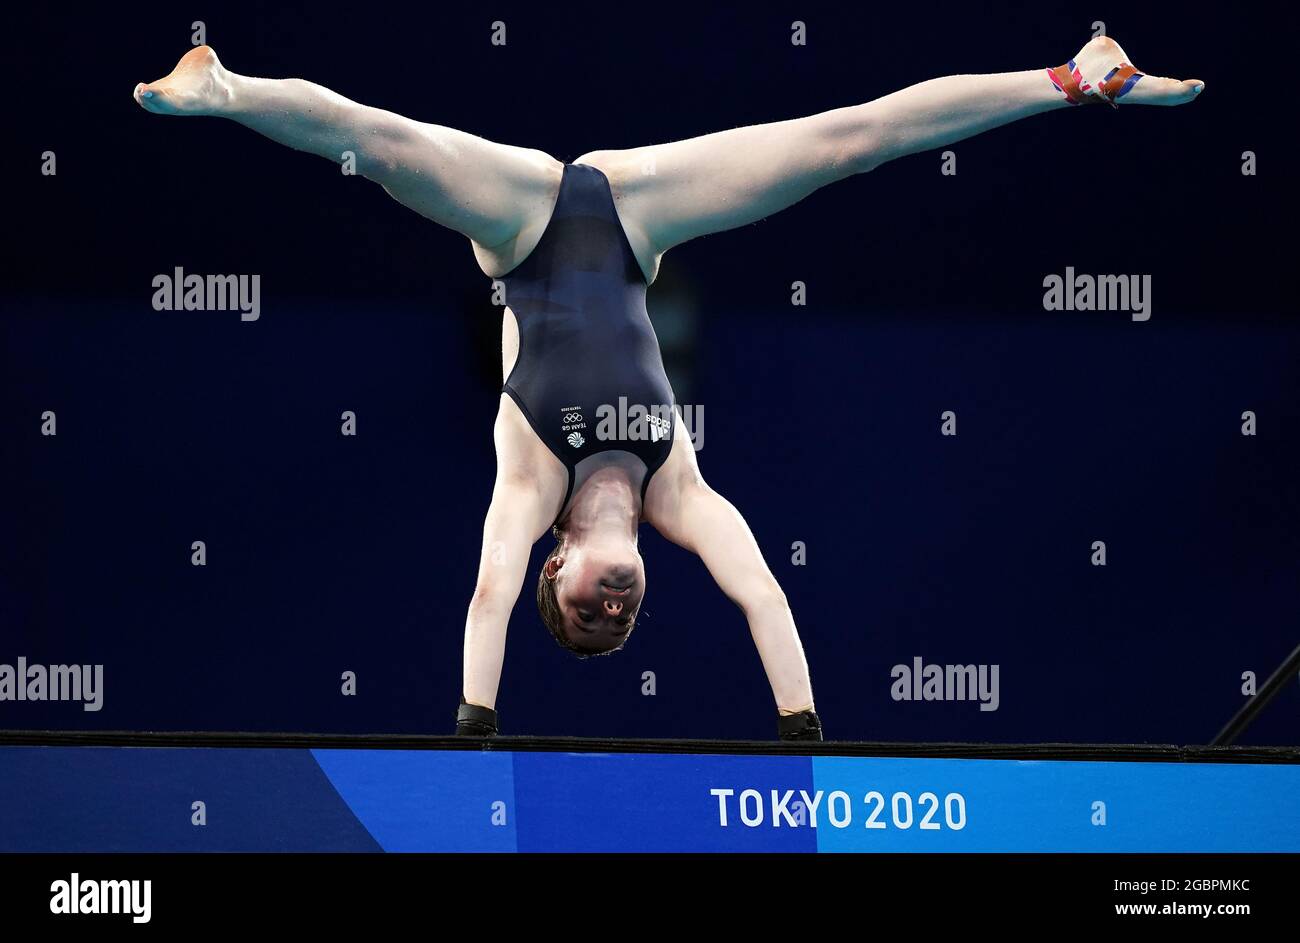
[456,699,499,737]
[777,709,823,742]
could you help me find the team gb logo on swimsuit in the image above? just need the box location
[560,406,587,447]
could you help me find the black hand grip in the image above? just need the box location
[777,709,823,742]
[456,699,499,737]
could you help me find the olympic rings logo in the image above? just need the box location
[563,413,583,423]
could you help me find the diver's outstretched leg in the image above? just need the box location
[579,35,1203,275]
[133,46,561,274]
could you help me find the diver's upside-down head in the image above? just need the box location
[537,525,644,657]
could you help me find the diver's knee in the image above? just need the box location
[739,581,790,617]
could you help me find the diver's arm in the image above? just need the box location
[646,441,815,719]
[461,474,553,718]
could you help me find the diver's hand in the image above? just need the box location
[456,699,499,737]
[777,708,823,742]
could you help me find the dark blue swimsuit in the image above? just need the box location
[502,163,676,519]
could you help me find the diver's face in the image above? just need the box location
[548,543,645,651]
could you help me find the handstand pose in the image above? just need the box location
[134,36,1201,740]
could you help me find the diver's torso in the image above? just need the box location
[500,163,676,519]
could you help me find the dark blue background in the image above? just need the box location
[2,1,1296,743]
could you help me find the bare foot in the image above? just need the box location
[1068,35,1204,106]
[133,46,233,116]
